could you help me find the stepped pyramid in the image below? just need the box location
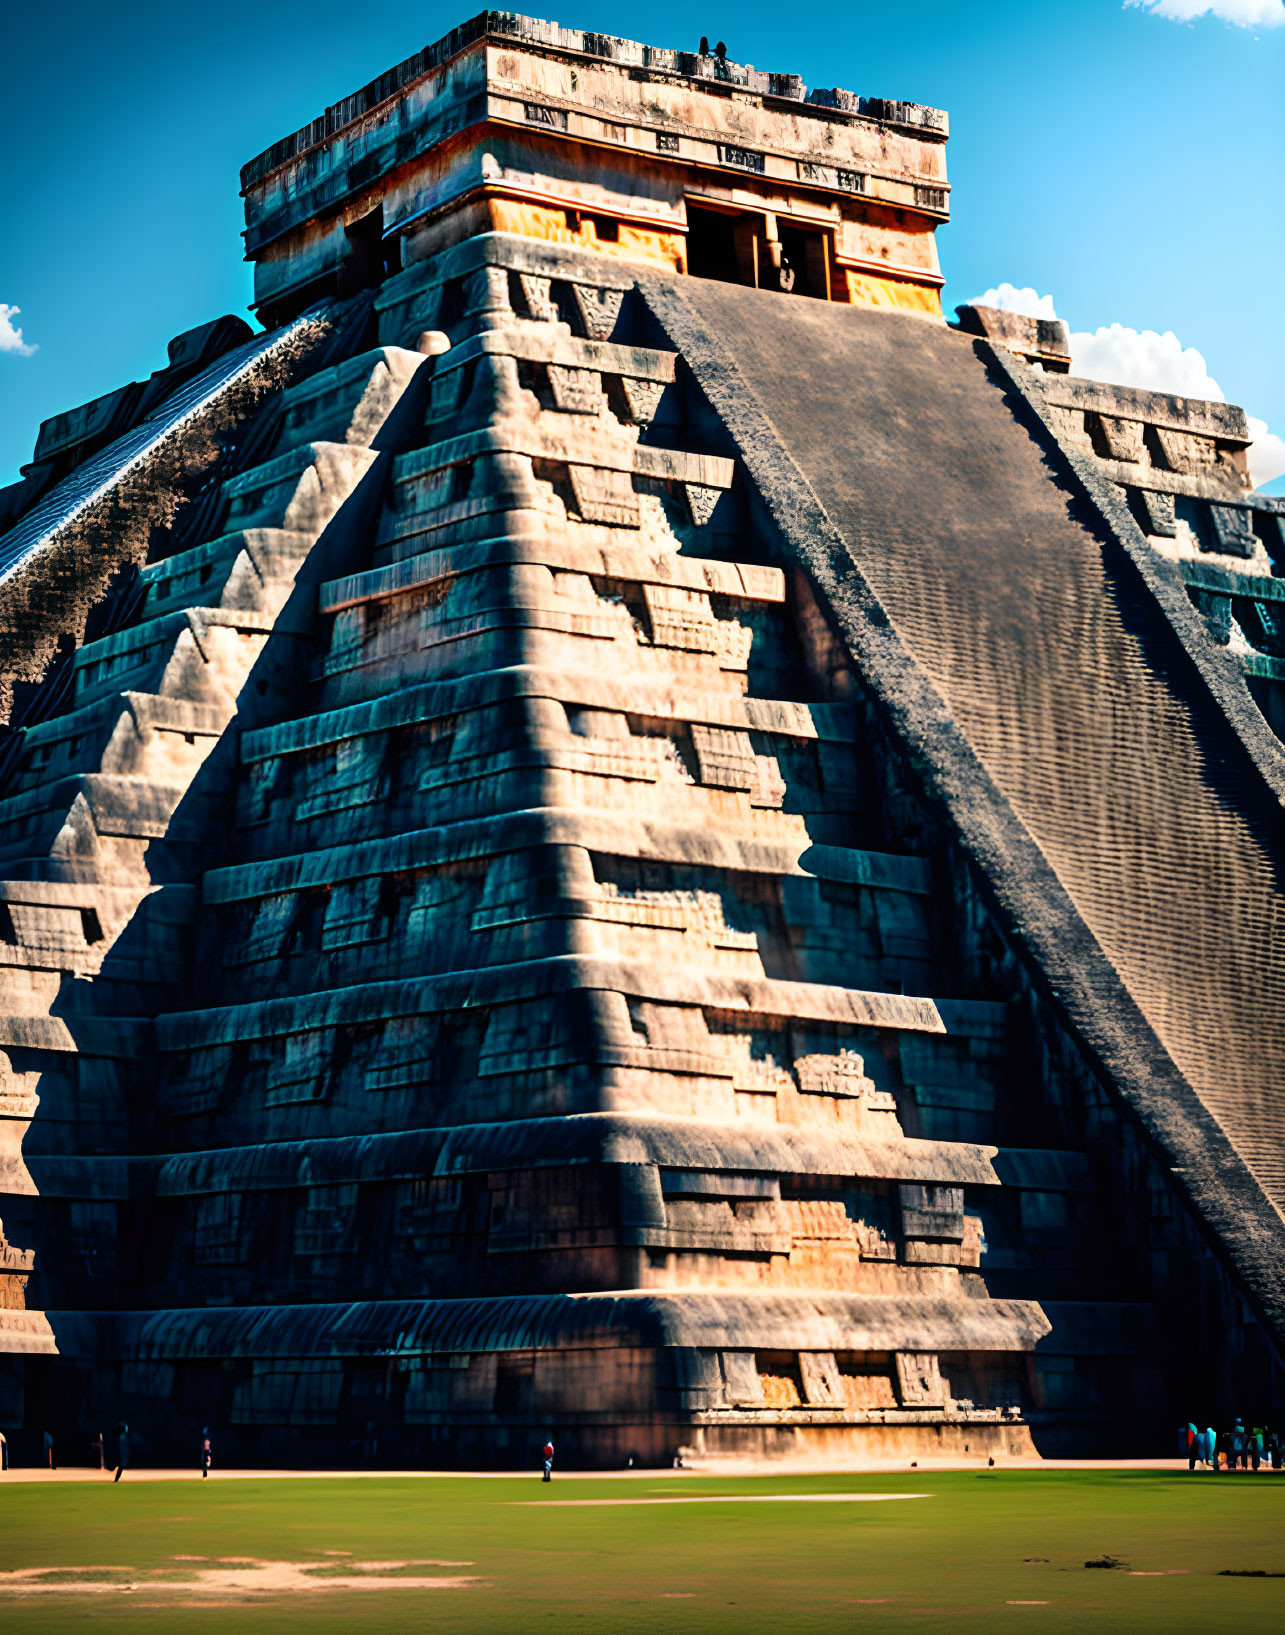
[1,13,1282,1465]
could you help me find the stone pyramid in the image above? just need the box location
[1,13,1281,1466]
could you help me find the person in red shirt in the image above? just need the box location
[542,1440,554,1482]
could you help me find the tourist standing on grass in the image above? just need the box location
[43,1429,54,1470]
[114,1423,129,1483]
[542,1438,555,1482]
[201,1427,212,1478]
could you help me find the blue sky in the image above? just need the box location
[2,1,1282,488]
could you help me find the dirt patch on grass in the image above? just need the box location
[0,1556,479,1598]
[513,1492,932,1507]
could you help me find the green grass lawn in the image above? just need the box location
[1,1468,1283,1631]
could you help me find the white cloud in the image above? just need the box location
[970,283,1059,321]
[0,304,37,357]
[1068,323,1224,400]
[1128,0,1285,26]
[1246,418,1285,487]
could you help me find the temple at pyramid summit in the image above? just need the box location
[2,12,1285,1466]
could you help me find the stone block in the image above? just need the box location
[1087,413,1145,465]
[894,1351,946,1407]
[1209,505,1256,560]
[1133,488,1176,537]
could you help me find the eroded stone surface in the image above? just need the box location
[0,15,1279,1467]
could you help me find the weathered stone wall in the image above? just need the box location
[4,230,1279,1466]
[240,13,948,323]
[0,318,332,724]
[1029,372,1285,746]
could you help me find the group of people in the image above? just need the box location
[0,1422,204,1479]
[27,1424,132,1479]
[1182,1419,1282,1471]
